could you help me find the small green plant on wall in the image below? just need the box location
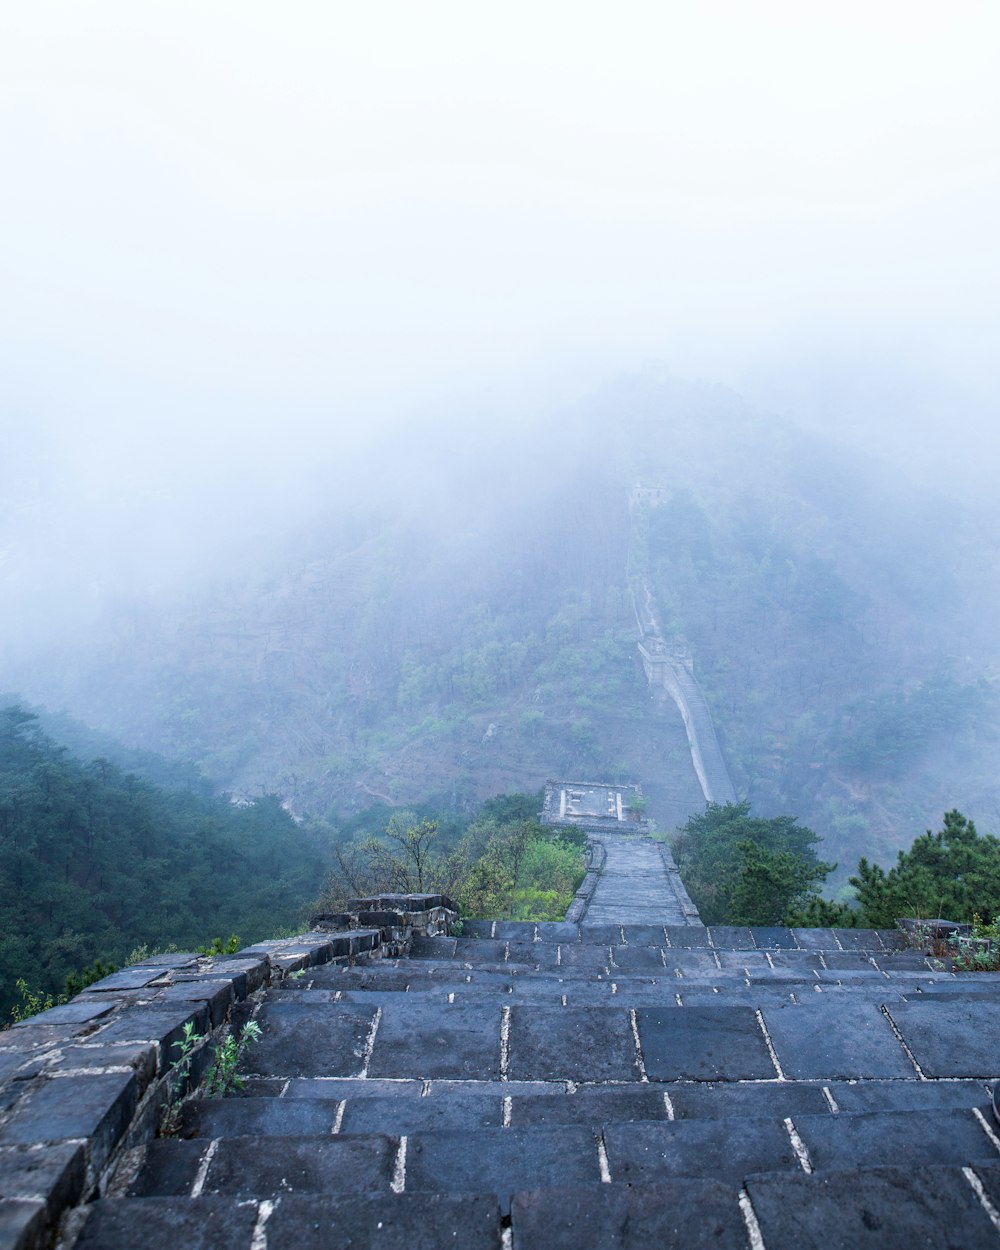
[948,914,1000,972]
[160,1019,263,1135]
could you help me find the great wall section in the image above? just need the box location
[4,851,1000,1248]
[2,493,1000,1248]
[629,486,737,806]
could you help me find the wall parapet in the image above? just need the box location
[0,895,456,1250]
[564,839,607,923]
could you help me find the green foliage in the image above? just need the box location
[201,1021,262,1098]
[197,936,241,957]
[849,810,1000,928]
[8,978,58,1024]
[671,800,834,925]
[161,1018,263,1135]
[0,706,328,1021]
[160,1021,202,1136]
[317,792,586,923]
[784,895,858,929]
[64,960,117,998]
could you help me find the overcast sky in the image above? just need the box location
[1,2,999,586]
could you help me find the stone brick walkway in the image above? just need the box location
[5,875,1000,1249]
[47,923,1000,1249]
[581,835,698,927]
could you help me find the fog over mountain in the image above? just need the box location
[2,4,999,878]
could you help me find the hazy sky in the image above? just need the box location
[2,2,999,587]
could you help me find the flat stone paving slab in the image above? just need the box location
[340,1091,505,1134]
[664,926,713,949]
[511,1087,670,1128]
[554,945,612,971]
[493,922,536,941]
[622,924,668,945]
[577,923,624,944]
[366,1002,501,1080]
[760,1000,914,1080]
[245,1002,378,1078]
[886,1000,1000,1077]
[795,1107,1000,1172]
[179,1098,339,1139]
[669,950,726,974]
[535,922,580,943]
[833,929,886,951]
[746,1164,999,1250]
[749,928,798,949]
[610,946,667,971]
[507,1007,639,1082]
[636,1005,777,1081]
[828,1079,993,1115]
[265,1192,503,1250]
[510,1180,747,1250]
[406,1126,599,1213]
[73,1196,259,1250]
[667,1082,831,1121]
[603,1117,799,1185]
[204,1134,399,1198]
[707,927,754,949]
[789,928,838,950]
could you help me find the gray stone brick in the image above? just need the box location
[510,1180,747,1250]
[636,1005,776,1081]
[886,1000,1000,1078]
[761,1000,914,1080]
[746,1165,998,1249]
[265,1192,502,1250]
[603,1117,799,1185]
[366,1002,501,1080]
[507,1007,638,1082]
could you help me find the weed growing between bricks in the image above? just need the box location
[160,1019,263,1136]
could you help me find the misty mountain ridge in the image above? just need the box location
[2,372,997,884]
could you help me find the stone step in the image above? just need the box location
[309,950,940,987]
[69,1190,505,1250]
[125,1109,1000,1207]
[743,1162,1000,1250]
[69,1192,505,1250]
[64,1163,1000,1250]
[128,1125,604,1212]
[409,927,911,956]
[239,993,1000,1084]
[175,1076,996,1138]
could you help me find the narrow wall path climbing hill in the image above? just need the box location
[580,835,700,928]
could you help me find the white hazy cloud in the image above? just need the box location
[1,0,998,588]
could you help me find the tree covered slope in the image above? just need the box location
[0,706,328,1019]
[3,374,997,879]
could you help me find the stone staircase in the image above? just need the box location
[34,910,1000,1250]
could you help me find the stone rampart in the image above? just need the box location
[0,896,455,1250]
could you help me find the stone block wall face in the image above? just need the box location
[0,896,456,1249]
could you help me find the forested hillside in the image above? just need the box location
[0,706,328,1019]
[3,374,998,882]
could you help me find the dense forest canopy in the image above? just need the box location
[0,705,328,1019]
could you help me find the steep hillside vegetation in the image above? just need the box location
[0,706,328,1019]
[3,374,998,879]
